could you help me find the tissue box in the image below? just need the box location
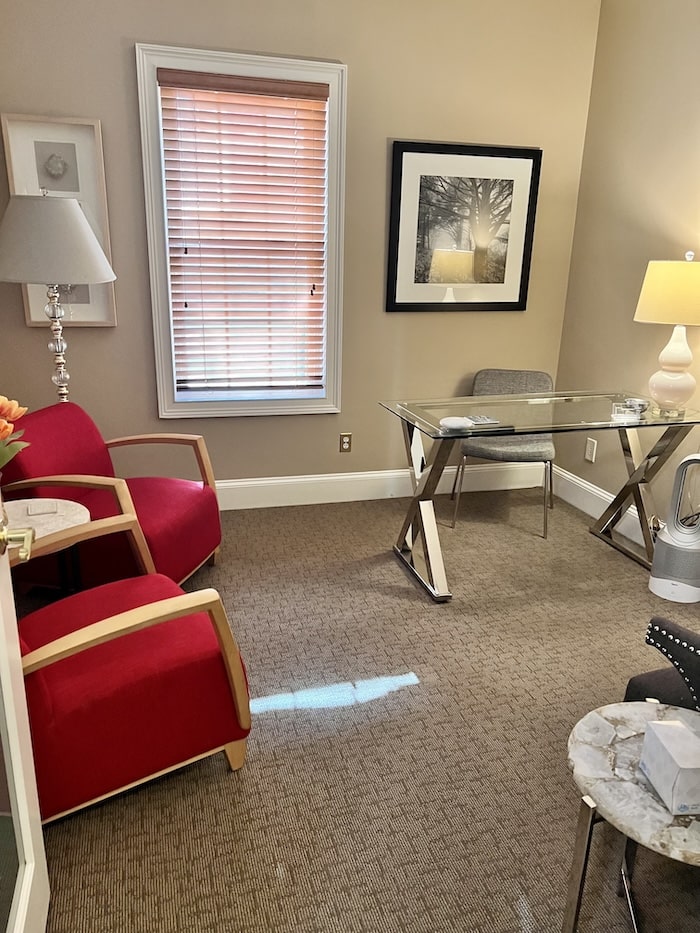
[639,720,700,815]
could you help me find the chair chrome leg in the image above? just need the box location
[542,460,549,539]
[450,457,460,499]
[548,460,554,509]
[450,456,466,528]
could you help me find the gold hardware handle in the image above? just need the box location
[0,526,35,561]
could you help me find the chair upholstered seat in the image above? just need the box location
[19,573,250,821]
[624,666,695,709]
[461,434,555,463]
[71,477,220,585]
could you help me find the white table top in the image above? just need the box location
[568,701,700,865]
[3,498,90,541]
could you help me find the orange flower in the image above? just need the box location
[0,396,27,422]
[0,395,29,469]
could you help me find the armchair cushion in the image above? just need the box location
[20,573,250,821]
[75,477,220,585]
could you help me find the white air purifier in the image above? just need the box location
[649,454,700,602]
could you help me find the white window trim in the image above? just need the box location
[135,42,346,418]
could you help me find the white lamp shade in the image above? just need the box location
[0,195,115,285]
[633,260,700,325]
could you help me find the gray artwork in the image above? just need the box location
[34,140,80,192]
[415,174,513,285]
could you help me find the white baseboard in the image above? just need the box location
[552,466,643,547]
[216,462,544,510]
[216,468,416,510]
[216,462,643,546]
[218,462,539,508]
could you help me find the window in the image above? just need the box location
[135,44,347,417]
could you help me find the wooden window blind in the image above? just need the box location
[157,69,330,396]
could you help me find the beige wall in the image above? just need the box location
[0,0,600,483]
[557,0,700,510]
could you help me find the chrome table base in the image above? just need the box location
[393,422,456,601]
[393,420,695,601]
[590,423,694,568]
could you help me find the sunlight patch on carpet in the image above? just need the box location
[250,672,420,712]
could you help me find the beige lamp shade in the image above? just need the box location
[0,195,115,285]
[633,260,700,325]
[633,258,700,411]
[429,248,475,285]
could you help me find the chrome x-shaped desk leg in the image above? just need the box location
[590,423,694,567]
[394,424,456,601]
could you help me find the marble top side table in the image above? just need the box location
[4,498,90,543]
[562,701,700,932]
[3,498,90,583]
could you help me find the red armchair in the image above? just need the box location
[18,570,251,822]
[1,401,222,587]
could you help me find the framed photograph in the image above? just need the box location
[1,113,116,326]
[386,140,542,312]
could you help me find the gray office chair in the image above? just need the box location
[450,368,555,537]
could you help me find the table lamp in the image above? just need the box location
[633,253,700,412]
[429,248,474,302]
[0,194,116,401]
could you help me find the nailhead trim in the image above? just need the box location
[646,621,700,711]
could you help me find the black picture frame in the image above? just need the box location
[386,140,542,312]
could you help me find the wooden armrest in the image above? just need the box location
[4,478,154,574]
[22,589,251,730]
[104,434,216,490]
[3,474,136,513]
[10,514,156,575]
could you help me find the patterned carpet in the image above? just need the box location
[41,491,700,932]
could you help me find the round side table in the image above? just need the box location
[3,498,90,585]
[4,498,90,542]
[562,701,700,932]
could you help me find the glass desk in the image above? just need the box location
[380,390,700,601]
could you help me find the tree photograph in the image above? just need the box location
[386,142,541,312]
[414,174,514,285]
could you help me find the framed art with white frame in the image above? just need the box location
[386,140,542,312]
[1,113,116,326]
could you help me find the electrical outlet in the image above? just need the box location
[339,432,352,453]
[585,437,597,463]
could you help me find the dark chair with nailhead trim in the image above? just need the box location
[623,617,700,711]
